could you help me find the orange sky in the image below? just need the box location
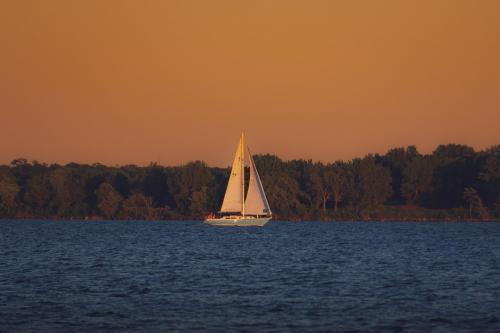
[1,0,499,166]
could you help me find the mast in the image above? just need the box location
[241,132,245,216]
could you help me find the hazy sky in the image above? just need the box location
[1,0,499,166]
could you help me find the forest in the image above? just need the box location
[0,144,499,221]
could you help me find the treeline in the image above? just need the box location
[0,144,499,221]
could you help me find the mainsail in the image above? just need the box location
[220,134,244,213]
[244,149,272,216]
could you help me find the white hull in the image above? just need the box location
[204,216,271,227]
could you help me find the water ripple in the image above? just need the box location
[0,220,499,332]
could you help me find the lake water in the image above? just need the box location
[1,220,499,332]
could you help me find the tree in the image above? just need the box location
[190,187,209,216]
[24,174,52,216]
[142,166,172,207]
[113,172,132,198]
[0,174,20,217]
[383,146,419,204]
[168,161,215,215]
[319,169,332,219]
[121,193,157,220]
[493,198,500,219]
[302,161,329,217]
[401,156,434,204]
[95,183,123,219]
[463,187,488,220]
[1,142,499,221]
[10,158,28,167]
[84,174,105,215]
[477,156,500,207]
[485,145,500,156]
[327,162,352,214]
[48,167,87,217]
[255,155,306,218]
[431,158,478,208]
[350,157,392,215]
[433,144,475,160]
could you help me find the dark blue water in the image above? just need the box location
[1,221,499,332]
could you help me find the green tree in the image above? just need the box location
[255,155,305,218]
[350,157,392,215]
[401,156,434,204]
[49,167,87,217]
[95,183,123,219]
[433,144,475,160]
[121,193,157,220]
[477,156,500,207]
[10,158,28,167]
[24,174,52,216]
[113,172,132,197]
[1,142,499,221]
[383,146,419,204]
[431,158,478,208]
[142,166,172,207]
[326,162,353,214]
[0,174,20,217]
[168,161,215,215]
[463,187,488,219]
[493,197,500,218]
[302,161,329,217]
[190,187,209,216]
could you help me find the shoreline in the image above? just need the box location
[2,217,499,223]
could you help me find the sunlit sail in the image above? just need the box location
[204,133,272,227]
[244,148,271,216]
[220,135,244,214]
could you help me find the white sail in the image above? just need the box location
[244,148,272,216]
[220,135,244,213]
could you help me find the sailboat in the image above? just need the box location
[204,133,272,227]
